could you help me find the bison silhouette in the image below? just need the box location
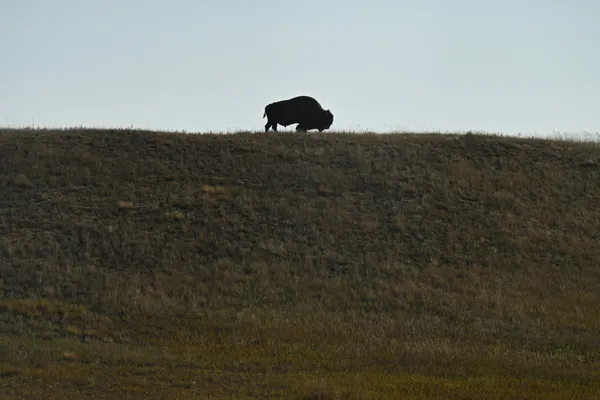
[263,95,334,132]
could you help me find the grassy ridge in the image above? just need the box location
[1,128,599,399]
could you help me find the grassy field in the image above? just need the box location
[1,127,599,399]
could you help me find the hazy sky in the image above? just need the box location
[1,1,599,136]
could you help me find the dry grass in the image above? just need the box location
[1,127,599,399]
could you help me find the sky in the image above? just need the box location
[1,0,599,136]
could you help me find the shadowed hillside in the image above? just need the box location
[1,128,599,399]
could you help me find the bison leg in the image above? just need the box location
[265,120,278,132]
[296,124,308,132]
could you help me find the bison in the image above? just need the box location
[262,95,334,132]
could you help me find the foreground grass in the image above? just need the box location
[1,128,599,399]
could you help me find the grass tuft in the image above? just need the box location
[61,351,81,361]
[164,210,186,220]
[117,200,135,209]
[0,299,87,318]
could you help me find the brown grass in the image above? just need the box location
[1,127,599,399]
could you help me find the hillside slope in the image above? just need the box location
[1,128,599,399]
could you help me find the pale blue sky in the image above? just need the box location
[1,0,599,136]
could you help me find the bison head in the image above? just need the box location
[322,109,334,129]
[311,109,334,132]
[296,109,335,132]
